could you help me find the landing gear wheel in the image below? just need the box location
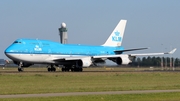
[62,68,70,72]
[18,68,23,72]
[71,68,74,72]
[62,65,71,72]
[62,68,65,72]
[52,68,56,72]
[47,64,56,72]
[62,65,83,72]
[18,62,24,72]
[48,68,51,72]
[47,67,56,72]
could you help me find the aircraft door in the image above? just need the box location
[48,49,52,56]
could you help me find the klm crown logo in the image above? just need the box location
[112,31,122,42]
[114,31,120,36]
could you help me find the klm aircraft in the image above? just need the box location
[4,20,176,72]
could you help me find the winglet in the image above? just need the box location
[166,48,177,54]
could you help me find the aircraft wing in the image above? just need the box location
[46,48,176,62]
[64,56,90,60]
[130,48,177,56]
[114,47,148,54]
[46,56,91,61]
[93,48,177,58]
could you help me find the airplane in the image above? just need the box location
[4,20,177,72]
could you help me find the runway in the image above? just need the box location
[1,90,180,98]
[2,69,180,73]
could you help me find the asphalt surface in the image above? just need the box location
[1,90,180,98]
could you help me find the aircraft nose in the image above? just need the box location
[4,45,14,57]
[4,46,11,54]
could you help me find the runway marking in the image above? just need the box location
[1,90,180,98]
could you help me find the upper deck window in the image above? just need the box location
[13,41,22,44]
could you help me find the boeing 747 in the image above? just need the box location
[4,20,176,72]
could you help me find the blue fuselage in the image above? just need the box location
[5,39,124,57]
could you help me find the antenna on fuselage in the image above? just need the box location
[58,23,68,44]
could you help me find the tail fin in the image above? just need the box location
[102,20,127,47]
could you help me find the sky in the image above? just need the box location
[0,0,180,59]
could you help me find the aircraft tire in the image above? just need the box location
[18,68,23,72]
[79,68,83,72]
[51,68,56,72]
[48,68,51,72]
[62,68,65,72]
[71,68,74,72]
[53,68,56,72]
[66,68,70,72]
[47,68,56,72]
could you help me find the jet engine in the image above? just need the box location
[76,57,92,67]
[109,55,132,65]
[116,55,132,65]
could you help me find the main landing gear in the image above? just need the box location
[47,64,56,72]
[47,65,83,72]
[62,65,83,72]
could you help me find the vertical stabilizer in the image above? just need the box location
[102,20,127,47]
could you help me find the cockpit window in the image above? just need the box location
[13,41,22,44]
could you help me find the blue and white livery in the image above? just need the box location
[4,20,176,72]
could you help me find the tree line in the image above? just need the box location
[130,56,180,67]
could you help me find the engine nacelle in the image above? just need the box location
[116,55,132,65]
[77,57,92,67]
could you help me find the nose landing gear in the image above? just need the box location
[18,62,24,72]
